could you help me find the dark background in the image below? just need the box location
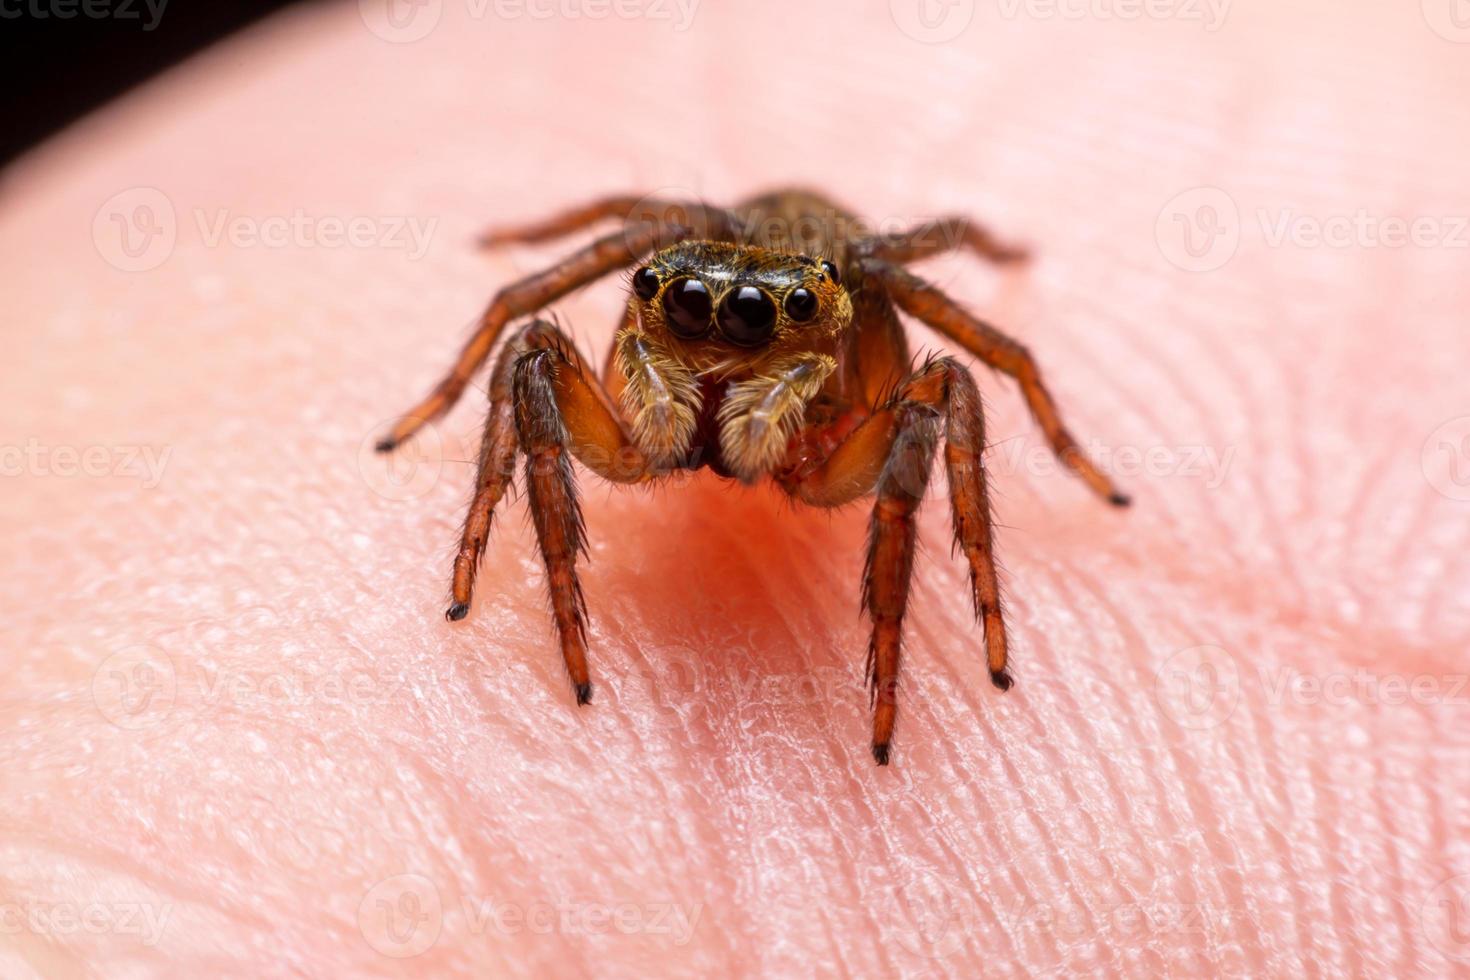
[0,0,301,168]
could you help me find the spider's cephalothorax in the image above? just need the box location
[633,241,852,358]
[376,189,1130,765]
[617,241,854,480]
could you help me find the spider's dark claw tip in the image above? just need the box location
[1108,492,1132,508]
[872,743,891,766]
[374,437,399,454]
[574,682,593,706]
[990,668,1015,692]
[445,602,469,622]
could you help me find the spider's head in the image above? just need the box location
[627,241,853,372]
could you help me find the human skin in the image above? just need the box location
[2,0,1469,976]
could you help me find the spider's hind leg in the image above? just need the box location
[859,213,1030,266]
[865,257,1129,506]
[476,194,737,251]
[476,195,645,248]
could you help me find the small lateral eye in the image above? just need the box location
[783,287,818,322]
[661,277,713,339]
[819,260,841,285]
[633,267,660,300]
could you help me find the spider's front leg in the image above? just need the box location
[449,318,657,705]
[786,356,1006,765]
[377,198,733,453]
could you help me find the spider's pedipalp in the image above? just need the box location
[716,352,837,482]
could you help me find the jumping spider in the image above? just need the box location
[377,189,1128,765]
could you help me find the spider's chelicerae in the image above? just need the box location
[377,189,1128,765]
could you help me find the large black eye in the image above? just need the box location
[633,267,660,300]
[820,259,841,285]
[661,277,712,339]
[783,288,817,322]
[717,286,777,347]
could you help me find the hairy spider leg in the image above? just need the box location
[865,258,1129,507]
[786,355,1007,766]
[450,318,659,705]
